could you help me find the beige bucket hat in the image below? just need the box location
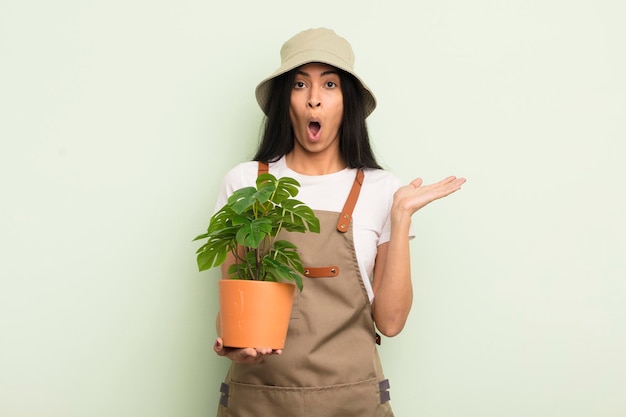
[255,28,377,118]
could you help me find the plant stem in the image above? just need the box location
[271,208,286,260]
[231,248,243,279]
[243,247,256,281]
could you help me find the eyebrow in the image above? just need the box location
[296,69,339,77]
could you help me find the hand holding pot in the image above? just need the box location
[214,338,282,364]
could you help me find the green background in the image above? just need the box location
[2,0,624,416]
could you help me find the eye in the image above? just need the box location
[294,81,306,89]
[325,81,338,88]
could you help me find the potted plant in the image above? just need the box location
[194,172,320,349]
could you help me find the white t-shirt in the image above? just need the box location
[213,156,411,301]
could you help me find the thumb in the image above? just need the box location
[410,178,423,188]
[214,338,226,356]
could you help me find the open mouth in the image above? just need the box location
[308,121,321,135]
[306,119,322,142]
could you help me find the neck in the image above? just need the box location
[285,151,347,175]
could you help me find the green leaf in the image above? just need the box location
[235,217,272,248]
[192,232,209,241]
[231,213,253,226]
[272,176,300,204]
[279,199,321,233]
[228,187,257,214]
[265,240,305,291]
[195,237,232,271]
[262,256,303,291]
[205,218,240,244]
[228,250,259,280]
[271,240,304,273]
[206,205,237,234]
[256,173,276,187]
[255,174,277,204]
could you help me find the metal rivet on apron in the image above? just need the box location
[331,268,337,274]
[219,383,229,407]
[378,379,390,391]
[304,269,310,275]
[343,213,349,218]
[380,390,391,404]
[340,224,346,229]
[379,379,391,404]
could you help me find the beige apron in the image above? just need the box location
[217,163,393,417]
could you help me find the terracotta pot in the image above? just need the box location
[218,279,296,349]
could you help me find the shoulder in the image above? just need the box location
[220,160,259,190]
[362,168,404,193]
[356,168,404,216]
[356,168,403,219]
[218,157,293,198]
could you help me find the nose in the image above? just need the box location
[307,99,321,108]
[307,90,321,108]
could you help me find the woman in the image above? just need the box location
[211,28,465,417]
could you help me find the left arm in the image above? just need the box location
[371,176,466,337]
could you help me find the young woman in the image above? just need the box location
[211,28,465,417]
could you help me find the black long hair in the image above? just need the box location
[253,66,382,169]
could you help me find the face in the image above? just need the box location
[289,63,344,159]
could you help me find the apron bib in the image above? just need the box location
[217,163,393,417]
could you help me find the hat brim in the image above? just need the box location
[255,50,377,118]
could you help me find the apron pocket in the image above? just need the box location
[303,378,393,417]
[218,381,304,417]
[219,378,393,417]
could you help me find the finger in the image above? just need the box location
[254,348,280,357]
[214,338,226,356]
[433,176,459,186]
[429,176,466,193]
[238,348,259,359]
[255,347,277,355]
[443,177,466,192]
[240,348,272,364]
[410,178,423,188]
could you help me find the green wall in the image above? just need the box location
[1,0,625,416]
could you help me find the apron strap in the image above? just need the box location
[304,266,340,278]
[257,161,269,176]
[256,162,365,234]
[336,169,364,233]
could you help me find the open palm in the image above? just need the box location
[393,176,466,216]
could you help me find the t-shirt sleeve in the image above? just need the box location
[212,162,255,214]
